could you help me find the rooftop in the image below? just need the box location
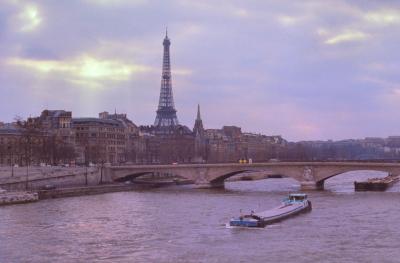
[72,118,123,127]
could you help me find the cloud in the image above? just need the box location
[277,15,301,26]
[232,8,249,18]
[84,0,147,6]
[359,76,400,90]
[172,69,193,76]
[365,9,400,25]
[392,89,400,96]
[324,30,370,45]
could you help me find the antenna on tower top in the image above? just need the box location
[165,26,168,37]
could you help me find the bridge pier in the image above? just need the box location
[300,180,324,191]
[102,163,113,183]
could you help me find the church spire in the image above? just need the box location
[196,104,201,120]
[193,104,206,163]
[193,104,204,135]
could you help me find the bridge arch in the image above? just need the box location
[110,168,191,183]
[209,170,255,184]
[322,170,389,182]
[114,172,154,182]
[316,168,391,184]
[314,167,396,183]
[208,167,303,184]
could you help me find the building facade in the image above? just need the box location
[73,111,139,165]
[0,124,23,166]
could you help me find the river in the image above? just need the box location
[1,171,400,263]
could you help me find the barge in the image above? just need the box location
[354,174,399,191]
[229,193,312,228]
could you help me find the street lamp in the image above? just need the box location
[25,156,29,190]
[7,146,14,177]
[85,161,88,186]
[100,160,104,184]
[11,151,14,178]
[25,138,32,191]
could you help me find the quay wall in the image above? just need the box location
[0,166,94,178]
[0,191,39,206]
[37,184,152,199]
[0,167,112,191]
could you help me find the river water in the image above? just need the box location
[1,171,400,263]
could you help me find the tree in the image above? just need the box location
[15,116,42,165]
[0,143,5,165]
[56,144,76,164]
[15,116,43,189]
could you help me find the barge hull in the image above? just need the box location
[256,201,312,226]
[354,182,388,191]
[230,201,312,228]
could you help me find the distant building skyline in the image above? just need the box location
[1,1,400,141]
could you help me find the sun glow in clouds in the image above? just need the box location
[7,56,151,88]
[18,4,42,31]
[79,57,140,80]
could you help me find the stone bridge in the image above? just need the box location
[104,162,400,190]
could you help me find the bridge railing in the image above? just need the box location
[110,159,400,167]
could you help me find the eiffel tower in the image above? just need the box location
[154,29,179,127]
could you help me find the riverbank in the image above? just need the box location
[38,178,191,200]
[0,167,101,192]
[0,190,39,206]
[0,173,192,205]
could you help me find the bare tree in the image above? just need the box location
[0,143,5,166]
[15,116,43,189]
[56,143,76,164]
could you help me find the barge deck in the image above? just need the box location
[354,174,400,191]
[229,193,312,228]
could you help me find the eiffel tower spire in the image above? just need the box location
[154,29,179,127]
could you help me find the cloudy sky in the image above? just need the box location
[1,0,400,141]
